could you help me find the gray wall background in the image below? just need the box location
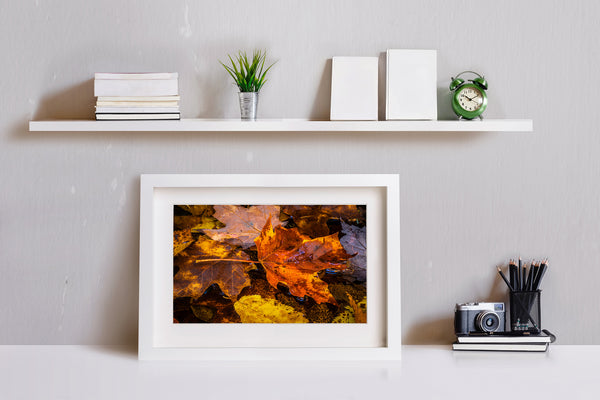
[1,0,598,345]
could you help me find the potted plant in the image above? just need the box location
[220,50,276,120]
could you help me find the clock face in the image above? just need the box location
[457,86,484,112]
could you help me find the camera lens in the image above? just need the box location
[475,311,500,333]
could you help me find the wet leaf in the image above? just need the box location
[255,217,353,304]
[281,205,365,237]
[321,205,365,220]
[190,304,215,322]
[173,216,224,232]
[339,220,366,282]
[174,229,194,256]
[174,205,224,232]
[176,205,214,216]
[203,205,282,248]
[234,295,308,323]
[174,237,255,300]
[189,293,241,323]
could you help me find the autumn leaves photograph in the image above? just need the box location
[173,204,367,323]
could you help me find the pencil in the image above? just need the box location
[531,263,540,290]
[533,261,548,291]
[509,260,518,292]
[518,257,523,291]
[497,266,514,292]
[526,262,535,291]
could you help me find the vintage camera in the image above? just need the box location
[455,302,505,335]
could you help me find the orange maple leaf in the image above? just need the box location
[255,216,353,304]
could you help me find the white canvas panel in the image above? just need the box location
[330,57,378,121]
[386,49,437,120]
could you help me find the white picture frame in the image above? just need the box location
[386,49,437,120]
[139,174,400,360]
[330,57,379,121]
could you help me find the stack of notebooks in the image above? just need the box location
[94,72,180,120]
[453,331,552,352]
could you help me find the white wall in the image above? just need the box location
[1,0,598,344]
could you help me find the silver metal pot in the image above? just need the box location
[238,92,259,120]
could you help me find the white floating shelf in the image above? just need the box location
[29,118,533,132]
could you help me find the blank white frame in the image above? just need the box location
[386,49,437,120]
[139,174,400,360]
[330,57,379,121]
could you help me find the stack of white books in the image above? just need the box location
[452,331,553,352]
[94,73,180,120]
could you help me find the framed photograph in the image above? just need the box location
[139,174,400,360]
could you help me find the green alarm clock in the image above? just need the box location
[449,71,488,120]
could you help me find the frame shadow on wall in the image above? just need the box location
[403,271,508,344]
[309,59,332,121]
[10,79,96,139]
[33,79,96,120]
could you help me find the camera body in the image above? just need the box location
[455,302,506,335]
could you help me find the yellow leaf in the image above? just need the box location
[174,205,224,231]
[174,229,194,256]
[234,295,308,323]
[332,295,367,323]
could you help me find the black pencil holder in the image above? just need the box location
[509,290,541,333]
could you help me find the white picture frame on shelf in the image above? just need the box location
[386,49,437,120]
[138,174,401,360]
[330,57,379,121]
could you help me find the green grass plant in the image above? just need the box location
[220,50,276,92]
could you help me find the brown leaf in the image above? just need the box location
[174,229,194,256]
[173,205,224,233]
[176,205,214,216]
[203,205,282,248]
[281,205,365,237]
[320,205,365,220]
[255,217,353,304]
[174,237,255,300]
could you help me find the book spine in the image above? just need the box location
[94,79,179,96]
[95,113,180,120]
[94,72,178,80]
[95,101,179,107]
[97,96,180,102]
[95,107,180,113]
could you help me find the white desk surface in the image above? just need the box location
[0,345,597,399]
